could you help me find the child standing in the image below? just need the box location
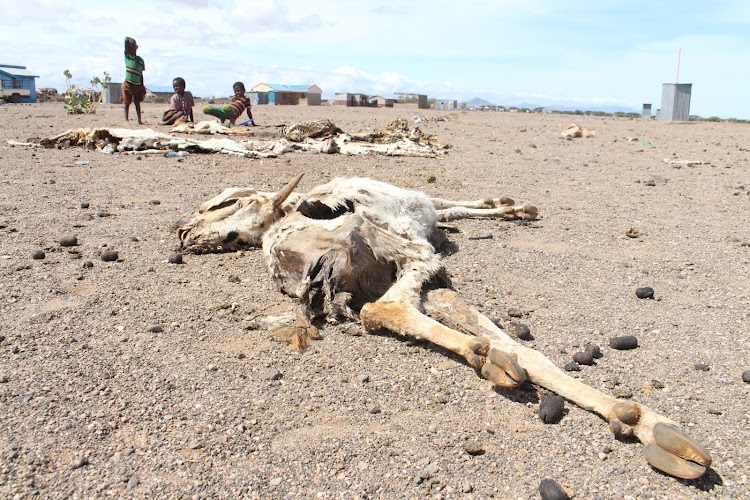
[203,82,256,126]
[122,37,145,125]
[161,77,194,125]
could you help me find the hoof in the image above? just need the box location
[644,423,711,479]
[481,348,526,388]
[644,422,711,479]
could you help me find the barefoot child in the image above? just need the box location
[122,37,145,125]
[203,82,255,126]
[161,77,194,125]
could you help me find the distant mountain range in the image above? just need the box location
[463,97,639,114]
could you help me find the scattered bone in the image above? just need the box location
[662,158,706,167]
[175,175,711,479]
[562,124,597,138]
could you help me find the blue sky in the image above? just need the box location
[2,0,749,118]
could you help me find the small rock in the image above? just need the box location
[168,253,183,264]
[514,323,532,340]
[80,202,89,209]
[147,324,163,333]
[207,364,218,372]
[126,476,139,491]
[461,482,474,493]
[426,175,436,183]
[82,261,93,269]
[626,227,640,238]
[572,350,594,366]
[368,405,381,414]
[539,478,568,500]
[694,363,710,371]
[0,375,8,383]
[261,368,282,381]
[236,352,246,359]
[651,379,665,389]
[417,463,439,483]
[539,394,565,424]
[610,335,638,350]
[31,250,45,260]
[358,374,370,384]
[507,307,523,318]
[585,343,603,359]
[97,211,111,218]
[148,200,161,205]
[564,362,580,372]
[269,477,282,486]
[59,236,78,247]
[462,440,485,456]
[11,345,20,354]
[101,250,118,262]
[71,456,89,469]
[635,287,654,299]
[742,370,750,383]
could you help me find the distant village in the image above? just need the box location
[3,63,745,122]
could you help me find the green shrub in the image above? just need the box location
[63,69,111,114]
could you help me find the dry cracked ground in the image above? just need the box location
[0,101,748,499]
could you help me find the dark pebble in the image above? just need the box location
[635,287,655,299]
[539,394,565,424]
[82,260,93,269]
[168,253,183,264]
[564,362,580,371]
[572,350,594,366]
[694,363,710,371]
[610,335,638,350]
[31,250,45,260]
[539,478,568,500]
[147,325,163,333]
[80,202,89,209]
[101,250,118,262]
[514,323,532,340]
[148,200,161,205]
[586,343,602,359]
[59,236,78,247]
[97,211,111,218]
[742,370,750,383]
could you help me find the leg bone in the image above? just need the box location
[421,289,711,479]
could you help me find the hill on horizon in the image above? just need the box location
[465,97,495,107]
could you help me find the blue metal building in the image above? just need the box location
[0,64,39,103]
[251,83,322,105]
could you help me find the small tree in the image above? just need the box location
[63,69,111,114]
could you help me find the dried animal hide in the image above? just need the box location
[20,119,450,158]
[562,124,597,138]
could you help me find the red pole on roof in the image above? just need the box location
[675,48,681,84]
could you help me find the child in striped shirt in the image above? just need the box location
[203,82,255,127]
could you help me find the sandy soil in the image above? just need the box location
[0,101,748,499]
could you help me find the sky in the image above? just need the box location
[2,0,749,118]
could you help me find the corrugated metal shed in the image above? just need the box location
[434,99,457,110]
[660,84,692,121]
[103,82,122,104]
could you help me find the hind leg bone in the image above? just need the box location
[421,289,711,479]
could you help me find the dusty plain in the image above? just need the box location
[0,101,749,499]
